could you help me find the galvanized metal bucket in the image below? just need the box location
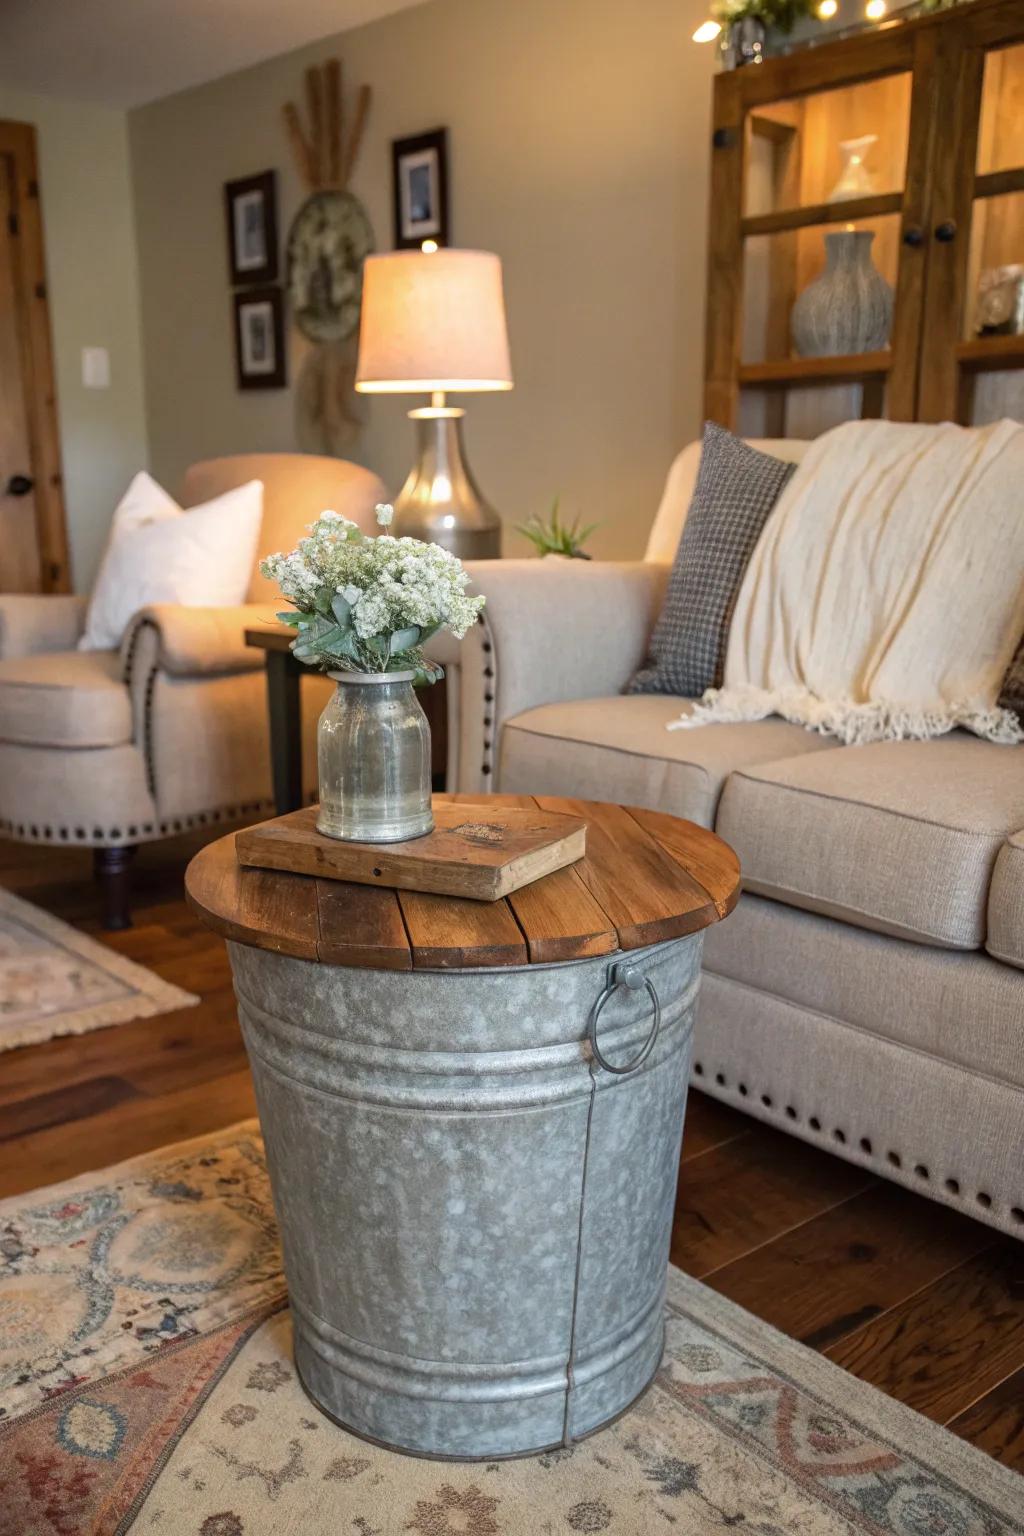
[228,931,701,1459]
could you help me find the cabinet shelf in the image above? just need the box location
[738,353,892,388]
[741,192,904,239]
[974,166,1024,200]
[957,334,1024,371]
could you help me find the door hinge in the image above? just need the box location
[6,210,18,237]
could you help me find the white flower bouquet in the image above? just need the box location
[261,504,485,685]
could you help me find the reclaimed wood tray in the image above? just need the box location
[235,801,587,902]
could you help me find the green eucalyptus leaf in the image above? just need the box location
[319,625,359,656]
[330,593,353,628]
[388,625,420,656]
[276,611,305,628]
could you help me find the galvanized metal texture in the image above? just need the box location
[228,934,702,1459]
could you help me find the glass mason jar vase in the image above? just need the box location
[317,671,433,843]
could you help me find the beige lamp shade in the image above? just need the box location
[355,249,513,394]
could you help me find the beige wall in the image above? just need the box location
[130,0,712,560]
[0,88,148,590]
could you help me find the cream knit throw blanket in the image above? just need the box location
[670,417,1024,746]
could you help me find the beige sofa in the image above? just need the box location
[443,439,1024,1238]
[0,453,386,926]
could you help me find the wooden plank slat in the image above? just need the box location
[826,1243,1024,1424]
[534,797,718,949]
[671,1122,873,1278]
[184,835,319,960]
[506,865,618,965]
[703,1183,992,1352]
[947,1366,1024,1466]
[397,890,527,969]
[0,1075,141,1145]
[680,1089,754,1162]
[0,1069,258,1200]
[626,806,740,919]
[316,880,411,970]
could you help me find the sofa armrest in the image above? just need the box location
[0,594,87,658]
[429,559,667,795]
[120,604,278,679]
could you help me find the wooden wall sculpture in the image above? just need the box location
[283,61,374,453]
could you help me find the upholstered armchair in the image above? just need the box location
[0,453,387,927]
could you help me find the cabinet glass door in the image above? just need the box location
[705,25,935,437]
[918,24,1024,423]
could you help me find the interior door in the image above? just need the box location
[0,151,42,591]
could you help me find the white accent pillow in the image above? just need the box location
[80,473,263,651]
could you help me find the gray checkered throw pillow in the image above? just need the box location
[999,634,1024,729]
[628,423,796,699]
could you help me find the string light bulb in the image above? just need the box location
[865,0,886,17]
[817,0,838,16]
[420,239,439,253]
[693,19,722,41]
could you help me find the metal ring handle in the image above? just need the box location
[587,964,661,1076]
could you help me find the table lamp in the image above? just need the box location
[355,248,513,559]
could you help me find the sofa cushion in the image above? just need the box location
[717,735,1024,948]
[988,832,1024,969]
[499,696,833,827]
[0,650,131,748]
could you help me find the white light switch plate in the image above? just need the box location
[82,346,110,389]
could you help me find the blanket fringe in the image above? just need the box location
[668,686,1024,747]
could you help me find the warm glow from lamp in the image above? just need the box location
[817,0,838,17]
[865,0,886,17]
[693,19,722,42]
[355,249,513,395]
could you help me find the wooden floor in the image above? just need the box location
[3,833,1023,1474]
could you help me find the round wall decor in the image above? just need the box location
[286,189,375,344]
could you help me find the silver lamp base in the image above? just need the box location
[392,406,501,560]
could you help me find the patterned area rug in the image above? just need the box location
[0,888,197,1051]
[0,1124,1020,1536]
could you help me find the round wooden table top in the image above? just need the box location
[185,795,740,971]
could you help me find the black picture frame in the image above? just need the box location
[225,169,279,285]
[233,286,286,390]
[391,128,449,249]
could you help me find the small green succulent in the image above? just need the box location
[516,498,597,560]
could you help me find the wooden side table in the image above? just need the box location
[245,626,449,815]
[245,627,304,816]
[186,794,740,1459]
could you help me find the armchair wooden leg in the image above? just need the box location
[94,845,136,931]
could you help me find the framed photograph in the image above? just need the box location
[233,287,286,390]
[225,170,279,285]
[391,128,449,249]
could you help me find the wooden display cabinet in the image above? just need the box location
[703,0,1024,437]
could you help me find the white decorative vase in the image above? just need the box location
[828,136,878,203]
[791,230,893,358]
